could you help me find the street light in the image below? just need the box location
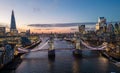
[116,45,120,54]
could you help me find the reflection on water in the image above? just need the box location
[1,50,120,73]
[48,58,55,73]
[15,50,120,73]
[72,57,80,73]
[1,39,120,73]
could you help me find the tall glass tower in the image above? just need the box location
[10,10,16,31]
[10,10,18,35]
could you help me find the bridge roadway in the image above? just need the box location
[1,37,120,73]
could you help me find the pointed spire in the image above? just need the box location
[10,10,16,31]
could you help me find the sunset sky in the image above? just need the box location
[0,0,120,33]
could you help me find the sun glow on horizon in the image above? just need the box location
[0,0,120,33]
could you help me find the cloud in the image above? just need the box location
[70,28,77,30]
[35,28,52,30]
[28,22,96,27]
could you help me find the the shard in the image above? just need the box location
[10,10,16,31]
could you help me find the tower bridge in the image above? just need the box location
[17,37,107,57]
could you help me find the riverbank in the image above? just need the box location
[0,40,41,71]
[102,52,120,67]
[101,51,120,62]
[22,40,41,50]
[107,52,120,61]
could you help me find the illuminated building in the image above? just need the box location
[0,27,6,36]
[96,17,107,32]
[98,17,106,23]
[79,25,85,33]
[19,32,26,36]
[96,23,100,30]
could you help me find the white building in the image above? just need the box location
[96,17,107,31]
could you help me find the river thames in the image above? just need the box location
[1,38,120,73]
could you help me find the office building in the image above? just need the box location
[10,10,18,36]
[96,17,107,32]
[107,23,114,33]
[79,25,85,33]
[0,27,6,36]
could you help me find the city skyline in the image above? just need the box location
[0,0,120,33]
[0,1,120,72]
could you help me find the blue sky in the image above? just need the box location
[0,0,120,31]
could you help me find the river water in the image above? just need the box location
[1,38,120,73]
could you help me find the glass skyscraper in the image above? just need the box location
[10,10,18,35]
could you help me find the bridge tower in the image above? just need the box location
[48,36,55,58]
[73,33,82,57]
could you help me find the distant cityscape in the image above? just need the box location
[0,10,120,73]
[1,0,120,73]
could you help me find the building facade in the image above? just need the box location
[0,27,6,36]
[96,17,107,32]
[79,25,85,34]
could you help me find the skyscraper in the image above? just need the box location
[10,10,18,35]
[10,10,16,30]
[107,23,114,33]
[79,25,85,33]
[96,17,107,32]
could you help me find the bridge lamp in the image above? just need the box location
[116,46,120,53]
[105,47,109,52]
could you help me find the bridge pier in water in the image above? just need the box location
[48,37,55,59]
[73,34,82,57]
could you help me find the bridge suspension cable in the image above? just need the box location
[17,38,107,53]
[18,39,49,53]
[80,40,106,50]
